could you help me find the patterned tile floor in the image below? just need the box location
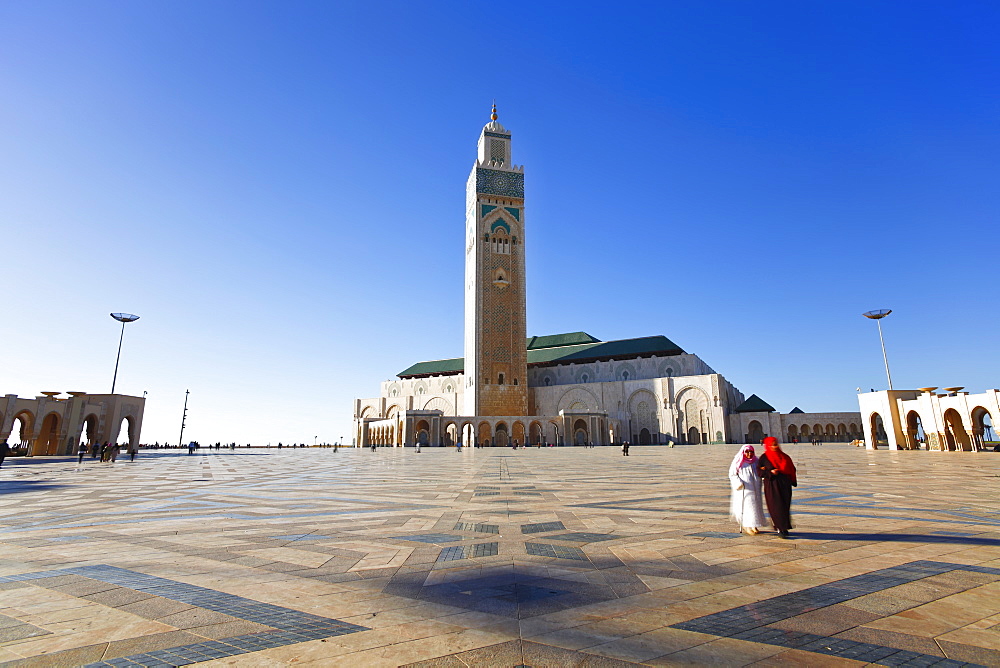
[0,445,998,666]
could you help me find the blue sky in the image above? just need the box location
[2,1,997,444]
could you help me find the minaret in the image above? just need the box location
[463,104,528,417]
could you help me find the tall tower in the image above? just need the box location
[463,104,528,417]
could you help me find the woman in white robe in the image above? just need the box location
[729,445,766,534]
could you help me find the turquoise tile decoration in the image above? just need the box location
[481,205,497,217]
[476,168,524,198]
[484,131,510,139]
[504,207,520,221]
[490,220,511,234]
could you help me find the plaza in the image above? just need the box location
[0,445,997,666]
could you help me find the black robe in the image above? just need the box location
[758,453,795,531]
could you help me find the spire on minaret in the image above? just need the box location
[484,101,507,134]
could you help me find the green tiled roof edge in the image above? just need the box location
[397,334,686,378]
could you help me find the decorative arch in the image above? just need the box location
[557,386,600,413]
[512,421,526,445]
[659,363,675,378]
[385,404,401,420]
[616,362,638,382]
[675,386,710,444]
[360,405,375,419]
[943,409,971,451]
[971,406,994,451]
[37,411,62,456]
[528,421,543,445]
[9,410,35,447]
[422,396,454,414]
[478,421,492,447]
[869,412,888,449]
[80,413,99,445]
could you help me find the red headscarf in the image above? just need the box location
[763,437,796,484]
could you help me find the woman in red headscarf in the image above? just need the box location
[758,437,797,538]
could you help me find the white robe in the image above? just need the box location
[729,460,766,529]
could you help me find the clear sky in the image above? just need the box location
[2,1,998,445]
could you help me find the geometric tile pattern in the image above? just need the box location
[520,521,566,534]
[525,542,588,560]
[0,446,999,666]
[0,565,367,667]
[453,522,500,533]
[438,542,500,561]
[393,533,467,544]
[673,560,1000,667]
[547,531,619,542]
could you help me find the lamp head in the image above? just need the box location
[111,313,140,323]
[862,309,892,320]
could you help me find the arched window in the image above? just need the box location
[445,385,453,393]
[544,377,552,386]
[416,386,425,395]
[622,370,629,381]
[513,378,518,385]
[581,374,589,383]
[498,373,505,385]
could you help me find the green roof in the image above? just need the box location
[526,332,600,350]
[397,333,685,378]
[396,357,464,378]
[735,394,777,413]
[789,407,805,414]
[527,335,683,365]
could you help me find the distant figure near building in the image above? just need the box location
[0,440,9,468]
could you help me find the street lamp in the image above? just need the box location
[110,313,140,394]
[862,309,893,391]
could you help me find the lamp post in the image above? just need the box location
[178,389,189,449]
[110,313,140,394]
[862,309,893,391]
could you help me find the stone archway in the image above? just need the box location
[415,419,431,446]
[905,411,926,450]
[37,412,61,456]
[529,421,542,445]
[573,419,588,446]
[80,413,99,446]
[478,422,492,447]
[495,422,509,447]
[687,426,701,445]
[10,411,34,448]
[638,428,651,445]
[943,409,971,451]
[512,421,525,447]
[971,407,994,451]
[870,413,888,449]
[747,420,764,444]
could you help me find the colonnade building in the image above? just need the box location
[353,107,858,447]
[1,392,144,455]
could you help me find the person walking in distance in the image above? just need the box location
[0,440,10,469]
[78,442,87,465]
[728,445,766,535]
[758,437,797,538]
[622,441,630,456]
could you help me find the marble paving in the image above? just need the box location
[0,445,998,667]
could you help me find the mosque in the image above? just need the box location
[353,107,861,448]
